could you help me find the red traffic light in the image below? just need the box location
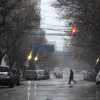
[72,24,78,32]
[70,24,78,36]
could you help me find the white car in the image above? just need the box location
[96,71,100,85]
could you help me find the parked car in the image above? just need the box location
[0,66,20,88]
[24,69,50,80]
[53,67,63,79]
[11,68,21,85]
[23,69,37,80]
[35,69,50,80]
[83,70,96,82]
[54,72,63,79]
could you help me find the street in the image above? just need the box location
[0,78,96,100]
[0,0,99,100]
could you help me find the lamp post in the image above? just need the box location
[26,51,33,68]
[34,55,38,62]
[34,55,39,69]
[27,51,32,61]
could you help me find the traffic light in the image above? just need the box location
[72,24,78,34]
[70,24,78,36]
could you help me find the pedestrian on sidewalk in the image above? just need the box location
[68,69,76,85]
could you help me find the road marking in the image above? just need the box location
[34,82,37,96]
[28,87,31,91]
[27,91,31,100]
[27,81,31,100]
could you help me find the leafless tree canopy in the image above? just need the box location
[0,0,41,66]
[56,0,100,65]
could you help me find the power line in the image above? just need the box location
[32,27,71,32]
[40,24,72,28]
[30,33,72,36]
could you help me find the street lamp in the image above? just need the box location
[27,51,32,61]
[34,55,38,62]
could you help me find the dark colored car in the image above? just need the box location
[0,66,20,88]
[83,70,96,82]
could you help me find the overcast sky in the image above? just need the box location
[40,0,68,51]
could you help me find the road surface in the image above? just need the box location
[0,78,96,100]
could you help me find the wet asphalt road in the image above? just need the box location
[0,78,97,100]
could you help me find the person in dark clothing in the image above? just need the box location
[68,69,76,85]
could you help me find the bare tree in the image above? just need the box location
[56,0,100,66]
[0,0,41,67]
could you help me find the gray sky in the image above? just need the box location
[40,0,69,51]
